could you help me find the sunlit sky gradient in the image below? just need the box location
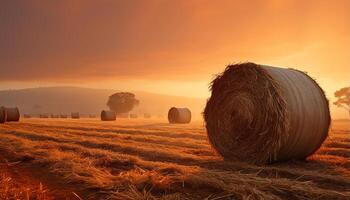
[0,0,349,118]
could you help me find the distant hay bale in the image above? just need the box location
[60,114,68,118]
[23,114,31,118]
[50,114,59,118]
[5,107,20,122]
[40,114,49,118]
[71,112,80,119]
[0,106,6,123]
[204,63,331,164]
[168,107,191,124]
[101,110,116,121]
[129,114,138,118]
[144,113,151,118]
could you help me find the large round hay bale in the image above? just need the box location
[0,107,6,123]
[204,63,330,164]
[101,110,116,121]
[168,107,191,124]
[5,107,20,122]
[71,112,80,119]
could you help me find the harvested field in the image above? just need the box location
[0,119,349,199]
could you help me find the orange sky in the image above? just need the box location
[0,0,349,118]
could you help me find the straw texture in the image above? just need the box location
[168,107,191,124]
[204,63,330,164]
[5,107,20,122]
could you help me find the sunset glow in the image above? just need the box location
[0,0,349,118]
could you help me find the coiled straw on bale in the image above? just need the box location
[168,107,191,124]
[71,112,80,119]
[204,63,330,164]
[5,107,20,122]
[0,107,6,123]
[101,110,116,121]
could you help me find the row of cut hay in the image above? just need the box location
[204,62,331,164]
[0,107,20,123]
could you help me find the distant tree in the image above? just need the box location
[107,92,139,114]
[333,87,350,117]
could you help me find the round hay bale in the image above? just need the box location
[168,107,191,124]
[204,63,330,164]
[5,107,20,122]
[71,112,80,119]
[130,114,138,118]
[89,114,96,118]
[101,110,116,121]
[40,114,49,118]
[0,106,7,123]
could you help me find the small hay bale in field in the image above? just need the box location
[60,114,68,118]
[101,110,116,121]
[5,107,20,122]
[50,114,59,118]
[168,107,191,124]
[40,114,49,118]
[129,113,138,118]
[0,106,6,123]
[204,62,331,164]
[144,113,151,118]
[89,114,96,118]
[23,114,31,118]
[71,112,80,119]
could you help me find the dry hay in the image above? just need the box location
[130,114,138,119]
[0,107,6,123]
[204,63,331,164]
[71,112,80,119]
[168,107,191,124]
[4,107,20,122]
[101,110,116,121]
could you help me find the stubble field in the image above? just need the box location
[0,119,349,199]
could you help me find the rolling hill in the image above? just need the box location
[0,86,206,119]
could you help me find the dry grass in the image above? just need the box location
[0,170,50,200]
[0,119,349,199]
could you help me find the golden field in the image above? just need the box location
[0,119,349,200]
